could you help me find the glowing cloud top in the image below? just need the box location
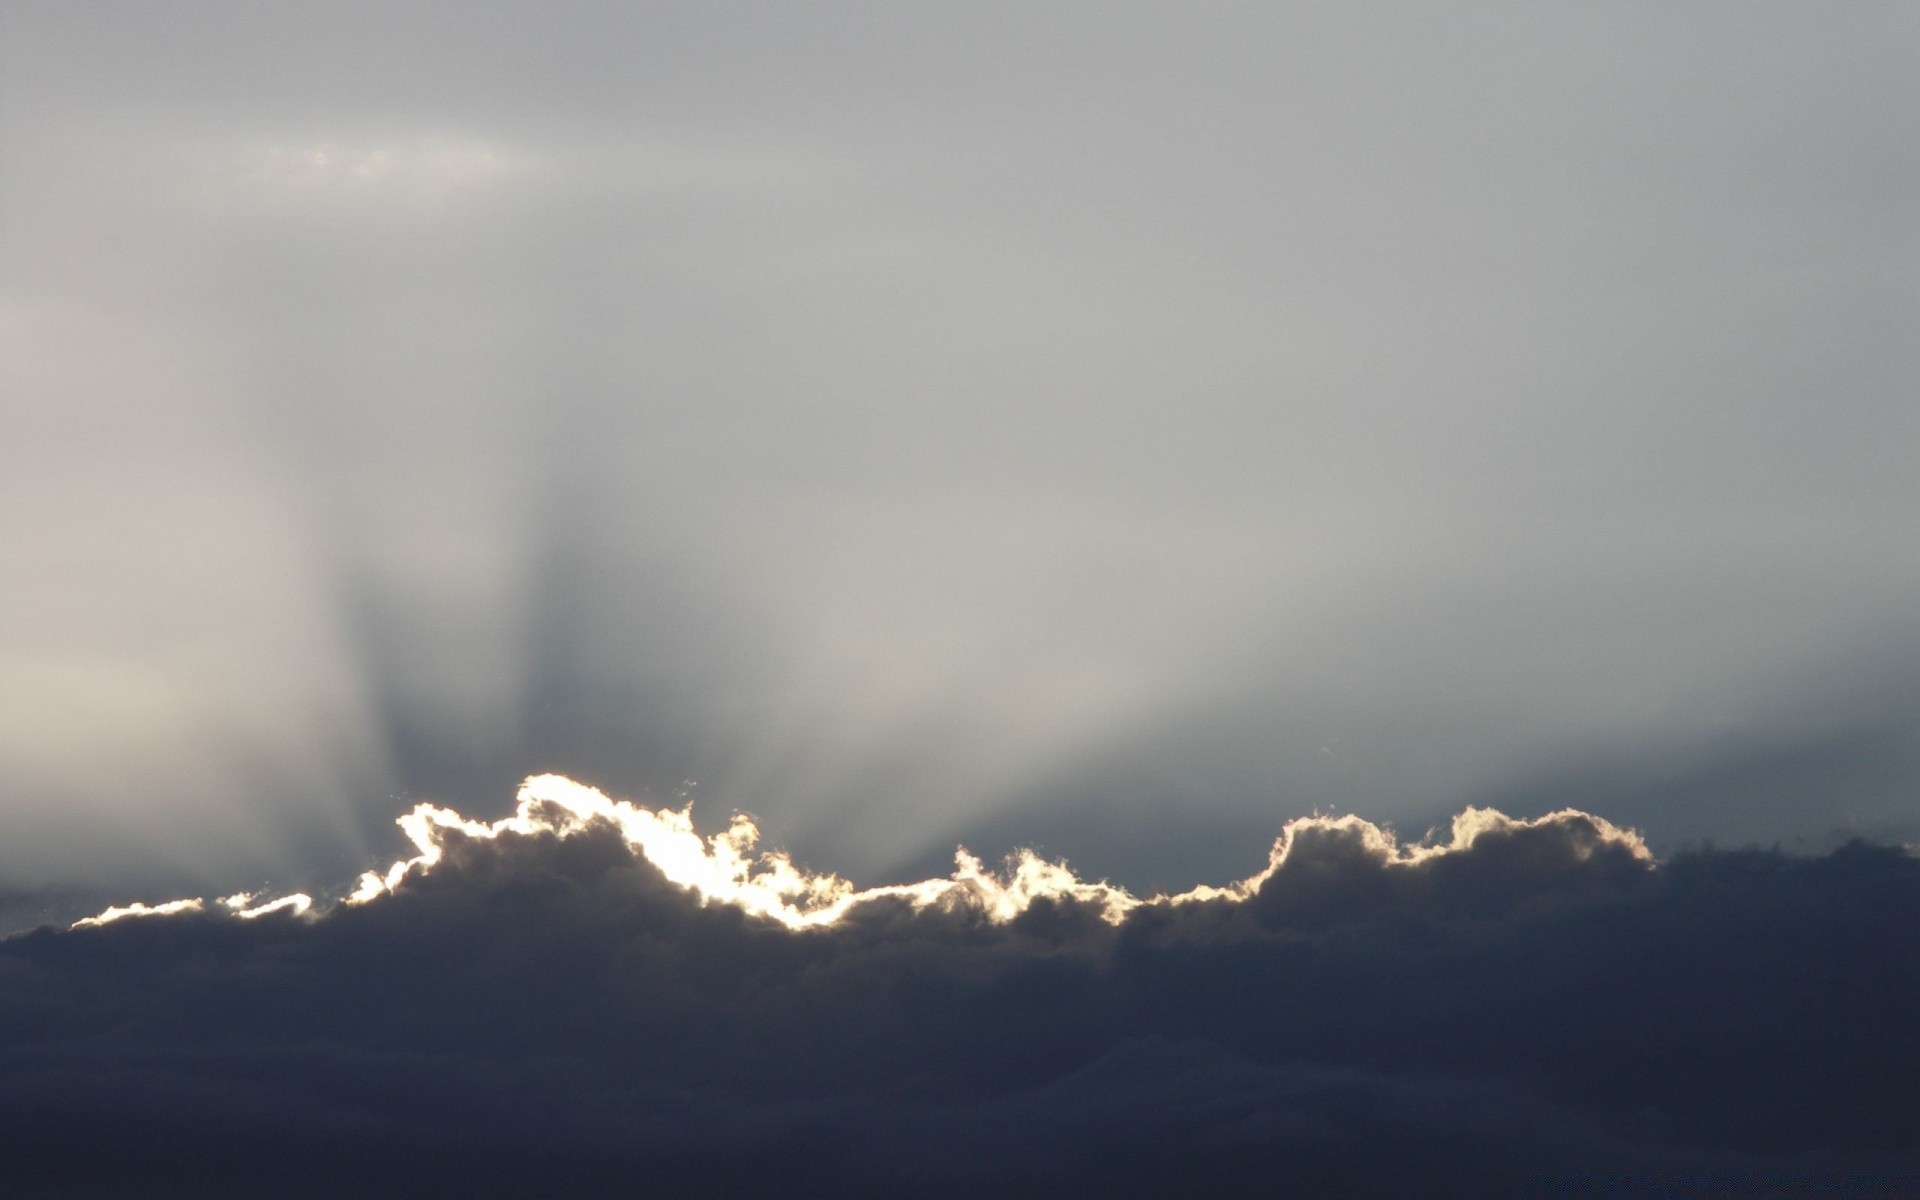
[75,774,1652,932]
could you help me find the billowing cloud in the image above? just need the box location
[5,776,1916,1194]
[76,774,1652,930]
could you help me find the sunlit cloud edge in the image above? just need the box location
[69,773,1654,931]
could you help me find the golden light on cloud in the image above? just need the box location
[72,897,207,928]
[73,774,1653,933]
[342,773,1142,928]
[224,892,315,920]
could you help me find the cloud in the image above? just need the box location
[86,774,1649,931]
[67,896,205,928]
[4,775,1917,1194]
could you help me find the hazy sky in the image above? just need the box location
[3,3,1916,904]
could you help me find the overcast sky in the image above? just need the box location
[3,2,1916,906]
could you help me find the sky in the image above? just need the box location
[3,2,1918,911]
[3,5,1920,1191]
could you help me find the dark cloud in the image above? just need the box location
[3,780,1916,1195]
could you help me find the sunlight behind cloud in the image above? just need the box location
[72,897,206,928]
[222,892,315,920]
[76,774,1652,933]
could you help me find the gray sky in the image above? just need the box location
[3,2,1917,903]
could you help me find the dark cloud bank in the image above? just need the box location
[3,784,1917,1198]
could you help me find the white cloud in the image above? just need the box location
[71,897,205,928]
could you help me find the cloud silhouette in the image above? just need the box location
[2,776,1916,1196]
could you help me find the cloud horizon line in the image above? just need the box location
[60,771,1662,934]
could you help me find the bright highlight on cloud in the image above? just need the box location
[70,897,205,928]
[222,891,314,920]
[78,773,1652,932]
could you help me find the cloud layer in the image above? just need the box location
[4,776,1916,1195]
